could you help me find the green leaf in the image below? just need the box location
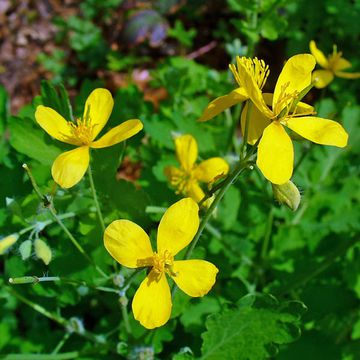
[9,116,62,165]
[200,294,306,360]
[40,81,73,120]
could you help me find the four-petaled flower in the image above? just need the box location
[164,134,229,204]
[35,88,143,188]
[233,54,348,184]
[310,40,360,88]
[103,198,218,329]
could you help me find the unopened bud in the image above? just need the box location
[272,180,301,211]
[0,234,19,255]
[119,295,128,307]
[67,317,85,334]
[113,274,125,288]
[34,239,52,265]
[19,240,32,260]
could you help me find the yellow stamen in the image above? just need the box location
[68,118,94,145]
[230,56,270,90]
[152,250,175,276]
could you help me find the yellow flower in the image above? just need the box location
[198,57,269,122]
[236,54,348,184]
[0,234,18,255]
[104,198,219,329]
[164,134,229,203]
[35,88,143,188]
[310,40,360,88]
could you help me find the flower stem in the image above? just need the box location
[185,158,253,261]
[51,332,71,354]
[240,102,253,160]
[88,163,105,232]
[22,164,108,279]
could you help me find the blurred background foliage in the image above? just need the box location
[0,0,359,359]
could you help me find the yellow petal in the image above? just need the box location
[157,198,199,256]
[241,100,272,145]
[334,71,360,79]
[273,54,316,112]
[51,146,90,188]
[35,105,78,145]
[198,88,248,122]
[171,260,218,297]
[187,181,205,203]
[84,88,114,140]
[236,62,273,119]
[194,158,229,183]
[90,119,143,148]
[312,70,334,88]
[175,134,198,172]
[333,57,352,71]
[309,40,329,69]
[164,166,182,184]
[286,116,348,148]
[104,219,153,268]
[257,122,294,185]
[0,234,18,255]
[132,271,172,329]
[295,101,314,114]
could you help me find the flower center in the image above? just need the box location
[68,117,94,145]
[168,168,195,196]
[230,56,270,90]
[152,250,176,276]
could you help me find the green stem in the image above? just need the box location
[88,164,105,232]
[120,304,131,334]
[7,287,105,345]
[18,213,76,237]
[23,164,108,279]
[261,206,274,260]
[185,158,253,261]
[52,333,71,355]
[240,102,252,160]
[9,276,119,294]
[0,352,80,360]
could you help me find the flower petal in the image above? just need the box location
[132,271,172,329]
[35,105,78,145]
[51,146,90,188]
[235,62,273,119]
[171,260,218,297]
[286,116,348,148]
[334,71,360,79]
[187,181,205,203]
[104,219,153,268]
[257,122,294,185]
[312,70,334,88]
[194,158,229,183]
[0,234,19,255]
[333,57,352,71]
[273,54,316,112]
[157,198,199,256]
[241,99,272,145]
[90,119,143,148]
[175,134,198,172]
[309,41,329,69]
[83,88,114,140]
[198,88,248,122]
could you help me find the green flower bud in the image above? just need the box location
[34,239,52,265]
[19,240,32,260]
[272,180,301,211]
[0,234,19,255]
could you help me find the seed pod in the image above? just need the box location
[19,240,32,260]
[34,239,52,265]
[272,180,301,211]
